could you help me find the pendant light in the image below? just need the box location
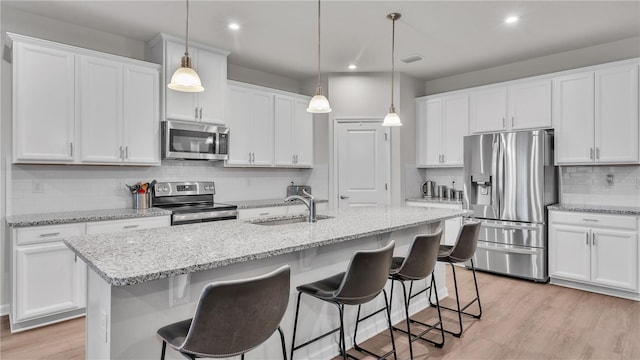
[168,0,204,93]
[382,13,402,126]
[307,0,332,113]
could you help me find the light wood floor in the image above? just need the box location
[1,267,639,360]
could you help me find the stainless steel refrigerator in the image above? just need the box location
[463,129,557,282]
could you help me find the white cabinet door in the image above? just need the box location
[293,98,314,167]
[251,92,275,166]
[415,99,429,167]
[554,72,595,164]
[196,49,227,124]
[123,64,160,165]
[13,41,76,163]
[442,94,468,166]
[78,56,123,163]
[424,98,443,166]
[15,242,83,321]
[470,86,507,133]
[595,65,639,163]
[274,96,295,166]
[591,229,638,291]
[164,40,199,122]
[549,224,590,282]
[508,79,552,130]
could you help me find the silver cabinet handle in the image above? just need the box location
[120,145,124,160]
[582,219,598,222]
[125,146,129,159]
[259,212,270,216]
[199,107,203,119]
[195,107,199,119]
[292,154,296,163]
[586,233,589,245]
[592,234,596,246]
[295,154,298,163]
[252,153,255,163]
[123,225,139,229]
[502,117,506,129]
[70,143,74,157]
[442,154,445,163]
[340,195,350,199]
[511,117,514,127]
[596,147,600,160]
[590,148,594,160]
[74,254,77,263]
[39,232,61,237]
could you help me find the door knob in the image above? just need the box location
[340,195,350,199]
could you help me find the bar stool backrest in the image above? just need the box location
[448,222,481,263]
[333,241,395,305]
[395,231,442,280]
[178,265,291,357]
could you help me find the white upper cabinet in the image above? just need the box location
[416,93,468,167]
[555,63,638,165]
[12,38,76,163]
[150,34,229,124]
[10,33,160,166]
[274,95,313,167]
[470,79,551,133]
[226,84,274,166]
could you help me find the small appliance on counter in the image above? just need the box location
[421,181,435,198]
[287,182,312,197]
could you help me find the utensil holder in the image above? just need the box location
[133,192,150,209]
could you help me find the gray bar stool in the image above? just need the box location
[354,231,445,360]
[157,265,290,360]
[431,221,482,337]
[290,241,397,360]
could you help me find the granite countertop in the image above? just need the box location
[406,197,463,205]
[64,206,469,286]
[5,208,172,228]
[232,198,328,209]
[548,204,640,216]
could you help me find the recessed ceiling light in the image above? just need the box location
[505,15,519,24]
[229,23,240,30]
[348,64,357,70]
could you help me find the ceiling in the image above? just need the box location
[3,1,640,81]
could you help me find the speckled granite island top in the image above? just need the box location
[548,204,640,216]
[64,206,468,286]
[406,197,463,205]
[6,207,172,228]
[233,198,328,209]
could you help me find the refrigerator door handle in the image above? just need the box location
[494,135,503,218]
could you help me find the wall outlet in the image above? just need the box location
[32,180,44,193]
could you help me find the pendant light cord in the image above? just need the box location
[390,14,395,109]
[317,0,322,90]
[184,0,190,57]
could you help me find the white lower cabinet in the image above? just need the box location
[237,202,328,220]
[549,210,639,299]
[405,200,462,246]
[10,215,170,332]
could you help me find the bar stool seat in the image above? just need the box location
[157,265,290,360]
[290,241,397,360]
[431,222,482,337]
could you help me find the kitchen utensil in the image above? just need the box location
[454,190,464,200]
[133,192,150,209]
[437,185,447,198]
[447,188,455,199]
[421,181,435,198]
[148,179,157,194]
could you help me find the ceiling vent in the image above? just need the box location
[400,54,423,64]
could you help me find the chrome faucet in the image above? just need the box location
[284,189,316,222]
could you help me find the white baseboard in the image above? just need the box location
[0,304,9,316]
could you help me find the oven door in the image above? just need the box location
[162,120,229,160]
[172,210,238,225]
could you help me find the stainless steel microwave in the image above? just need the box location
[162,120,229,160]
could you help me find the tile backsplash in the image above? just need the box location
[8,161,327,215]
[560,165,640,207]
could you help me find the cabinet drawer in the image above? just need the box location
[86,216,170,234]
[550,211,638,230]
[237,206,288,220]
[15,223,85,246]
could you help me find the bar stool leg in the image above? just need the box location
[430,274,446,347]
[470,259,483,319]
[277,326,288,360]
[382,289,398,360]
[400,281,414,360]
[450,262,464,337]
[160,340,167,360]
[290,292,303,360]
[337,303,347,360]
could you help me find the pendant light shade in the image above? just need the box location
[307,0,332,113]
[382,13,402,127]
[168,0,204,93]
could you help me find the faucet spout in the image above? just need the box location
[284,191,316,222]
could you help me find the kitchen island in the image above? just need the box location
[65,206,468,359]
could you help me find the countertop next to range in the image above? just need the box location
[4,198,329,228]
[406,197,463,205]
[548,204,640,216]
[64,206,469,287]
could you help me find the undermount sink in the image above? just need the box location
[250,215,333,226]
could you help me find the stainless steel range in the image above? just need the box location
[151,181,238,225]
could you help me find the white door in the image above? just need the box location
[595,64,639,163]
[442,94,469,166]
[250,91,275,166]
[293,99,314,167]
[549,224,591,282]
[554,72,595,164]
[274,95,295,166]
[165,40,198,122]
[424,98,443,166]
[591,229,638,291]
[336,121,389,208]
[226,85,253,165]
[123,64,160,164]
[470,85,507,133]
[196,48,227,124]
[508,79,552,130]
[78,55,123,163]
